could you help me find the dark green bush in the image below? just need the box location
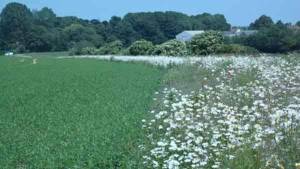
[69,41,95,56]
[120,47,130,55]
[244,24,300,53]
[216,44,259,55]
[128,40,154,55]
[98,40,123,55]
[190,31,224,55]
[80,47,100,55]
[69,41,124,56]
[9,42,27,53]
[152,39,187,56]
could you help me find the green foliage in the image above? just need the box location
[152,39,187,56]
[216,44,259,55]
[153,11,192,40]
[26,26,54,52]
[122,11,230,44]
[9,42,27,53]
[0,2,298,54]
[128,40,154,55]
[0,2,33,52]
[249,15,274,30]
[68,40,95,56]
[98,40,124,55]
[190,31,224,55]
[63,23,104,48]
[69,41,124,56]
[32,7,57,28]
[224,35,247,45]
[119,47,130,55]
[123,13,167,44]
[191,13,231,31]
[0,56,164,168]
[295,33,300,51]
[0,27,3,51]
[245,25,299,53]
[225,20,300,53]
[105,16,139,46]
[80,47,99,55]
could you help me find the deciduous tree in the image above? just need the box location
[0,2,33,51]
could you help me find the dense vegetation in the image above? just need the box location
[72,32,259,56]
[189,31,224,55]
[0,2,299,55]
[152,39,187,56]
[228,15,300,53]
[128,40,154,56]
[0,2,230,53]
[0,56,165,168]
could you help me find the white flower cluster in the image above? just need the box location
[141,57,299,169]
[59,55,278,67]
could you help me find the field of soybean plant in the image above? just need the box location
[0,54,299,169]
[0,55,165,168]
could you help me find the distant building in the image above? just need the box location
[176,30,205,42]
[176,29,257,42]
[223,28,257,37]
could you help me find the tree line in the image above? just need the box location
[0,2,299,54]
[0,2,230,53]
[229,15,300,53]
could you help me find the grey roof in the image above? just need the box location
[176,30,206,42]
[181,30,205,36]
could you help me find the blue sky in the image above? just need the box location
[0,0,299,26]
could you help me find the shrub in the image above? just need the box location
[244,25,298,53]
[7,42,27,53]
[128,40,154,55]
[216,44,259,55]
[68,41,124,56]
[190,31,224,55]
[68,41,94,56]
[69,48,80,56]
[81,47,99,55]
[98,40,123,55]
[152,39,187,56]
[120,47,130,55]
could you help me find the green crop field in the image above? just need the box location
[0,54,299,169]
[0,56,165,168]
